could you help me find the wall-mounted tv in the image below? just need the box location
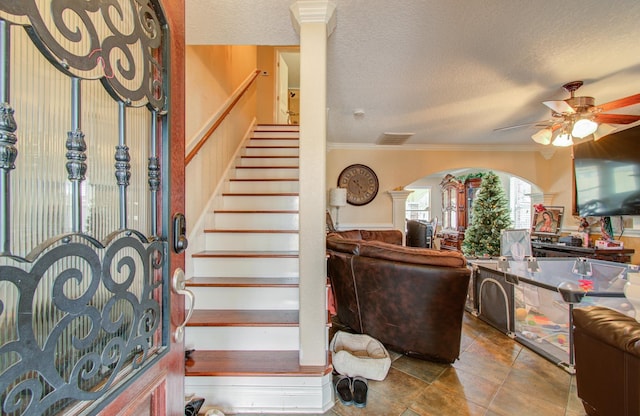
[573,125,640,217]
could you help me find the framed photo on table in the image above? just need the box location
[531,206,564,237]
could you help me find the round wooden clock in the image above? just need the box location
[337,164,379,206]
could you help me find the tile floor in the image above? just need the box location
[231,312,588,416]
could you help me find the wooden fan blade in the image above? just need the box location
[594,113,640,124]
[597,93,640,112]
[543,100,575,114]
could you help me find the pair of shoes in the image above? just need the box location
[335,375,353,406]
[352,376,368,408]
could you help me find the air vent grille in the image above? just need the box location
[376,132,415,145]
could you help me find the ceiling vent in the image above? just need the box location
[376,132,415,145]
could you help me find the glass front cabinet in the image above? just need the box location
[439,174,482,251]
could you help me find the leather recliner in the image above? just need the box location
[572,306,640,416]
[327,230,471,363]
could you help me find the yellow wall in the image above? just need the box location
[186,45,257,139]
[327,146,573,225]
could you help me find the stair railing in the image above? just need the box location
[185,69,261,165]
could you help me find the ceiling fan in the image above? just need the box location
[497,81,640,146]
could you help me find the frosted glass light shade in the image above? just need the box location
[531,128,552,145]
[572,119,598,138]
[329,187,347,207]
[552,133,574,147]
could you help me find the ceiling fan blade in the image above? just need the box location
[493,120,553,132]
[597,93,640,112]
[594,113,640,124]
[543,100,575,114]
[593,124,618,141]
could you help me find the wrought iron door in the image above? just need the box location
[0,1,173,414]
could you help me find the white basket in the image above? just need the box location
[330,331,391,381]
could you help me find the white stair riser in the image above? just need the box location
[193,257,299,277]
[254,125,300,132]
[222,195,298,210]
[185,326,299,350]
[234,167,299,179]
[185,375,333,415]
[246,139,300,150]
[214,212,298,230]
[245,147,298,157]
[191,287,299,310]
[228,180,298,193]
[205,232,298,251]
[252,131,299,139]
[239,157,299,167]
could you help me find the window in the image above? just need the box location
[510,177,531,229]
[405,188,431,221]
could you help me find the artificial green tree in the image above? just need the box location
[462,171,512,256]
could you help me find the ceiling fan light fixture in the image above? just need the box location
[572,118,598,138]
[552,133,574,147]
[531,128,552,145]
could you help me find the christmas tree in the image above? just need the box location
[462,171,512,256]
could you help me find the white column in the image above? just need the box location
[388,190,413,244]
[290,0,336,366]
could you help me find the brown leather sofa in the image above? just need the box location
[327,230,471,363]
[572,306,640,416]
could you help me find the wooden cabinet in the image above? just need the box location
[439,174,482,251]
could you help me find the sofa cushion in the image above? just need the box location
[359,240,467,268]
[360,229,403,245]
[327,236,361,255]
[329,230,363,240]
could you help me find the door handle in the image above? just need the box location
[173,212,188,253]
[172,268,194,342]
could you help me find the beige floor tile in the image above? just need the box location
[408,384,489,416]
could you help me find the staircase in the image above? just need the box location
[184,125,333,414]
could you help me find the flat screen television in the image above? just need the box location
[573,125,640,217]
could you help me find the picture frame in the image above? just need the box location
[531,206,564,236]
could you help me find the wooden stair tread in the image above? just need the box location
[246,145,299,148]
[192,250,298,258]
[185,351,327,377]
[186,277,299,287]
[188,309,298,326]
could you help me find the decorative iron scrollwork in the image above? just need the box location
[0,103,17,170]
[0,233,166,415]
[0,0,166,111]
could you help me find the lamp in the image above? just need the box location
[572,118,598,138]
[552,132,574,147]
[531,128,553,145]
[329,187,347,230]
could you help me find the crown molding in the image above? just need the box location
[290,0,337,36]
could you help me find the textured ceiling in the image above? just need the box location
[187,0,640,149]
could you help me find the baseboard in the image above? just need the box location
[185,373,334,414]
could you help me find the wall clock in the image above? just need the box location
[337,164,379,206]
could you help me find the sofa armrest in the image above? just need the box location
[573,306,640,358]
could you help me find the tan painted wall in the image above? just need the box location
[185,45,257,241]
[186,45,257,139]
[327,147,573,226]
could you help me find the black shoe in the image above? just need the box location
[352,376,368,408]
[335,375,353,406]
